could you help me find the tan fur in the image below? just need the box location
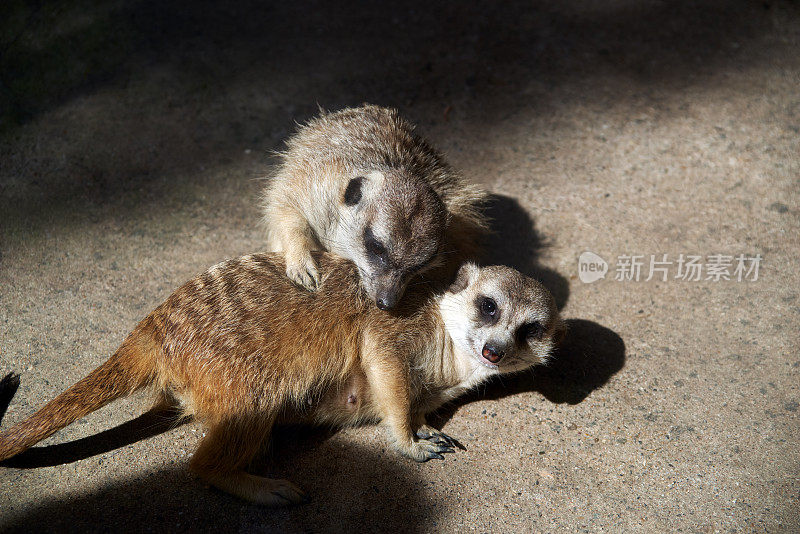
[0,253,562,506]
[261,104,490,308]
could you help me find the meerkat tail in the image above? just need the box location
[0,330,156,461]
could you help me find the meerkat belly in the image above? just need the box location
[285,370,379,427]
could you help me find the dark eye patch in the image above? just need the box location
[477,296,497,321]
[344,176,365,206]
[363,227,388,262]
[516,321,545,343]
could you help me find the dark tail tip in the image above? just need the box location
[0,372,21,426]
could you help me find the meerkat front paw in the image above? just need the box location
[397,436,456,462]
[415,425,466,451]
[285,251,320,291]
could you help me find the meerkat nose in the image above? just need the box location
[482,344,504,363]
[376,293,397,310]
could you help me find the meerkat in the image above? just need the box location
[261,104,489,310]
[0,253,564,506]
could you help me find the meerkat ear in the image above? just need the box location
[343,176,365,206]
[449,263,479,293]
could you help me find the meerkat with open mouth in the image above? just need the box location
[0,254,563,505]
[261,104,489,310]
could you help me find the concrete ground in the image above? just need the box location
[1,1,798,532]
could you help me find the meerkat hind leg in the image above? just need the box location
[149,389,181,413]
[189,418,307,506]
[203,467,306,506]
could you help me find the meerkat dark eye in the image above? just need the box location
[343,176,365,206]
[364,228,387,261]
[517,321,545,343]
[479,297,497,318]
[367,238,386,257]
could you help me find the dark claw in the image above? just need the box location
[417,429,467,451]
[429,452,444,460]
[439,432,466,451]
[449,437,467,451]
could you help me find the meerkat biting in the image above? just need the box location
[0,253,563,505]
[261,104,489,310]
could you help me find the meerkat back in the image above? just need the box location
[261,105,490,310]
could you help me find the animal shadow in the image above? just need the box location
[484,194,569,310]
[0,385,434,531]
[431,318,625,427]
[0,373,21,427]
[2,438,435,533]
[0,404,189,469]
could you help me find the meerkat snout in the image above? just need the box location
[375,283,400,311]
[348,171,447,309]
[481,343,504,363]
